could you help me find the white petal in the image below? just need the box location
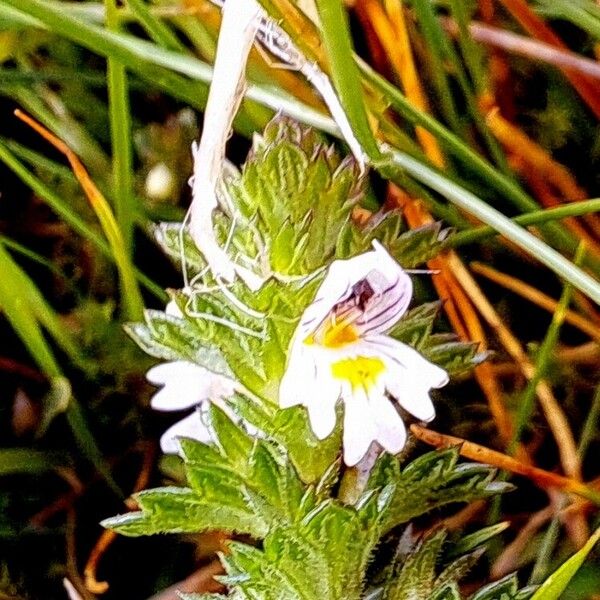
[342,385,377,466]
[147,361,207,411]
[147,361,235,411]
[368,388,407,454]
[295,247,390,339]
[306,361,341,440]
[354,241,413,334]
[375,349,437,423]
[160,410,213,454]
[279,344,316,409]
[367,336,449,389]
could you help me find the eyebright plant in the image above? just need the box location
[104,118,532,599]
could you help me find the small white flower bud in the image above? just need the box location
[145,162,175,201]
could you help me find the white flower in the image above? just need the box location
[146,360,237,454]
[279,240,449,466]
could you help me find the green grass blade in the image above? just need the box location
[314,0,382,160]
[529,507,564,585]
[62,141,144,320]
[64,398,123,497]
[509,244,584,455]
[537,0,600,39]
[0,246,61,376]
[125,0,184,51]
[9,83,110,175]
[0,234,65,276]
[0,242,121,495]
[447,0,486,95]
[410,0,462,134]
[361,60,584,259]
[450,198,600,247]
[0,449,67,475]
[0,65,108,86]
[389,149,600,303]
[106,0,136,255]
[3,0,322,133]
[0,240,86,371]
[531,526,600,599]
[578,385,600,459]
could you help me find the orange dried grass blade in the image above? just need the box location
[361,0,445,167]
[486,109,600,246]
[14,109,143,320]
[471,262,600,343]
[524,171,600,256]
[355,1,393,76]
[486,108,587,201]
[410,424,600,505]
[392,188,517,444]
[84,444,155,594]
[458,256,583,481]
[15,110,103,209]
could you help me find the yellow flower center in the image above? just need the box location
[331,356,385,389]
[305,319,360,348]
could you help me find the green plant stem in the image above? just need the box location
[338,447,380,505]
[450,198,600,247]
[313,0,382,160]
[106,0,135,259]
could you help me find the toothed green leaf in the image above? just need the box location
[384,530,448,600]
[338,213,450,268]
[125,309,233,378]
[422,336,487,375]
[227,117,365,276]
[368,449,511,532]
[470,574,537,600]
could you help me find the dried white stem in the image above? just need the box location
[188,0,261,284]
[189,0,368,291]
[208,0,367,168]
